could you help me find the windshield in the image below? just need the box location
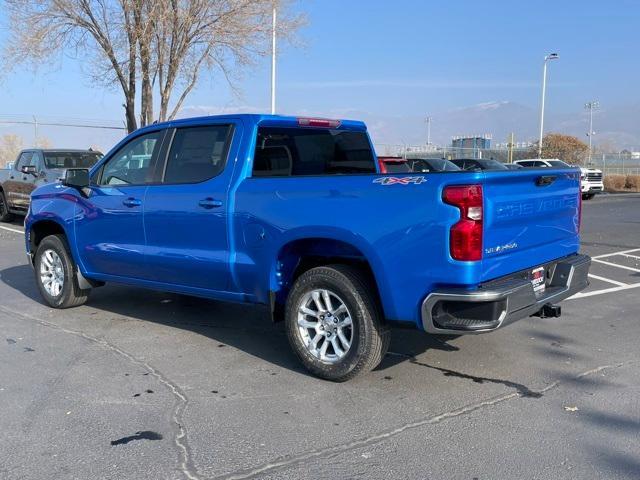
[478,159,508,170]
[412,159,461,172]
[547,160,571,168]
[44,151,102,169]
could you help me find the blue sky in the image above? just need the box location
[0,0,638,147]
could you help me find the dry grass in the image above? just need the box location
[604,174,640,192]
[624,175,640,191]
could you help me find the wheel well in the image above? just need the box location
[272,238,383,321]
[30,220,66,253]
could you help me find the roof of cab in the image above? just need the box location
[137,114,367,134]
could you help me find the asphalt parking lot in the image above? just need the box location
[1,193,639,480]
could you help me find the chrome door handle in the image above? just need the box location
[198,198,223,209]
[122,197,142,207]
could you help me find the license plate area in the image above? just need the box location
[530,266,546,295]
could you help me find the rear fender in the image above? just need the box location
[268,228,391,317]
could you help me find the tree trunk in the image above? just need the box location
[125,96,138,134]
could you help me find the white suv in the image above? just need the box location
[514,159,603,200]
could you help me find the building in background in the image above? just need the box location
[451,135,492,158]
[452,135,492,150]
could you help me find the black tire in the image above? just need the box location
[34,234,90,308]
[582,193,595,200]
[285,264,390,382]
[0,191,15,223]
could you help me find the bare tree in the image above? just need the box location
[4,0,304,132]
[530,133,590,165]
[0,133,24,167]
[152,0,303,122]
[35,136,53,148]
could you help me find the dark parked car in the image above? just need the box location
[0,149,102,221]
[409,158,461,172]
[450,158,509,171]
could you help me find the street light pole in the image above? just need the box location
[426,116,432,145]
[584,101,599,164]
[537,53,559,158]
[270,6,277,115]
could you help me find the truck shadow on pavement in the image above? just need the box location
[0,264,461,378]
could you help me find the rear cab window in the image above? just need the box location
[252,127,376,177]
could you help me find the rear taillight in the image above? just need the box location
[443,185,483,261]
[377,158,388,173]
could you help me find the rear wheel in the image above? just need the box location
[0,191,15,223]
[34,234,90,308]
[285,264,389,382]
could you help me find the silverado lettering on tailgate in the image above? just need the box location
[495,195,577,219]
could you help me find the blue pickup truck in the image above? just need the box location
[25,114,590,381]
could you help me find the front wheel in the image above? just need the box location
[0,191,15,223]
[582,193,595,200]
[285,264,390,382]
[34,234,90,308]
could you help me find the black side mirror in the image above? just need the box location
[21,165,37,176]
[63,168,90,189]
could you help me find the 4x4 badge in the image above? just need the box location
[373,176,426,185]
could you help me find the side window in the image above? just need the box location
[32,152,45,172]
[253,127,376,177]
[163,125,232,184]
[518,161,532,167]
[16,152,34,170]
[99,131,163,186]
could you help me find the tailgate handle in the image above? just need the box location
[536,175,557,187]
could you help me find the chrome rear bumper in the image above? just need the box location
[421,254,591,334]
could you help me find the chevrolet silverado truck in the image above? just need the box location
[579,166,604,199]
[0,148,102,222]
[24,115,590,381]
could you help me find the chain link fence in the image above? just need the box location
[374,143,640,175]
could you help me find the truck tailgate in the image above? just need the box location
[481,168,581,282]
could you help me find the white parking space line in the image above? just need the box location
[588,273,628,287]
[620,253,640,260]
[569,283,640,300]
[592,248,640,259]
[592,258,640,273]
[0,225,24,234]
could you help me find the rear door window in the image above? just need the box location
[163,125,232,184]
[253,127,376,176]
